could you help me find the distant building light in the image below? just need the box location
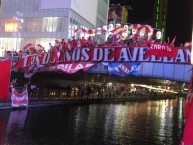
[132,29,137,34]
[5,23,18,32]
[156,31,162,39]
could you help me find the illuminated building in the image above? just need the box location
[153,0,168,40]
[0,0,109,51]
[108,4,128,24]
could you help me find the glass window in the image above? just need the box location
[0,38,23,51]
[52,17,58,32]
[42,17,58,32]
[63,17,68,33]
[56,17,64,32]
[36,18,43,32]
[26,18,39,32]
[46,17,54,32]
[42,18,48,32]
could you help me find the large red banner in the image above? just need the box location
[148,43,179,59]
[14,47,191,69]
[0,60,12,100]
[50,62,95,74]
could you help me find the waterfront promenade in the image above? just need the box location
[0,93,185,110]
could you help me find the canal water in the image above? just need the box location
[0,98,184,145]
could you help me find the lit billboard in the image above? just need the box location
[40,0,98,26]
[122,7,128,24]
[108,5,128,24]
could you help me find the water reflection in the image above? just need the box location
[0,99,184,145]
[3,110,27,145]
[0,110,10,145]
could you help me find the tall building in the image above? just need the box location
[153,0,168,40]
[0,0,109,51]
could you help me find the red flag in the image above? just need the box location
[184,41,192,47]
[180,74,193,145]
[0,60,12,100]
[110,34,122,43]
[110,26,126,35]
[51,62,95,74]
[180,93,193,145]
[11,88,28,107]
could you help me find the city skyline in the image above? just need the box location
[110,0,192,45]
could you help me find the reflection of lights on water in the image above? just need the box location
[114,105,129,137]
[74,107,81,134]
[158,100,168,136]
[104,104,129,139]
[178,98,183,120]
[158,99,175,138]
[108,82,112,86]
[161,100,168,117]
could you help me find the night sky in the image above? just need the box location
[110,0,192,45]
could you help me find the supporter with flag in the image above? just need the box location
[67,39,72,51]
[60,39,67,51]
[71,36,77,49]
[80,37,87,47]
[36,44,43,54]
[87,36,94,46]
[51,40,61,64]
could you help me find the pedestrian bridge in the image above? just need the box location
[88,63,192,83]
[8,46,192,83]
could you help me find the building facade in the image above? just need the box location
[0,0,109,52]
[153,0,168,40]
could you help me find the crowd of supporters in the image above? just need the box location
[0,34,192,60]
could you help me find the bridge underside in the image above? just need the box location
[12,63,190,92]
[11,62,191,94]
